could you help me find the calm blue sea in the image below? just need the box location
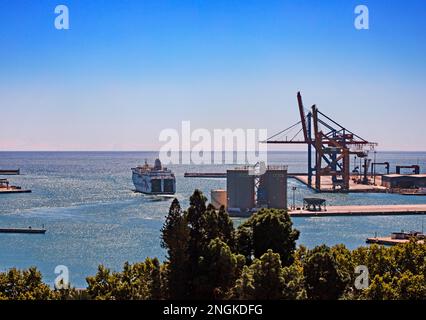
[1,151,426,287]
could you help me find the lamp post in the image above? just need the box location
[373,150,377,185]
[291,186,297,210]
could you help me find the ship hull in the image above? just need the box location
[132,171,176,195]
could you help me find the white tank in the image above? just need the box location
[211,189,227,210]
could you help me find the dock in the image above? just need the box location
[184,172,309,178]
[227,204,426,218]
[184,172,386,191]
[289,204,426,217]
[292,175,388,193]
[0,227,46,234]
[366,237,424,246]
[184,172,227,178]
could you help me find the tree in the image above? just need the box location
[351,244,395,278]
[199,205,235,250]
[282,261,307,299]
[186,189,208,278]
[231,250,286,299]
[86,265,116,300]
[362,273,396,300]
[391,240,426,277]
[303,245,350,300]
[160,198,190,299]
[86,258,166,300]
[172,190,239,299]
[393,271,426,300]
[235,223,253,263]
[236,208,300,266]
[195,238,245,299]
[0,267,52,300]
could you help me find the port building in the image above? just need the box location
[226,166,288,214]
[226,169,256,212]
[257,166,288,209]
[381,174,426,189]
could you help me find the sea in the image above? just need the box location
[1,151,426,288]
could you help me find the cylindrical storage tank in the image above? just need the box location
[227,169,255,211]
[211,189,227,209]
[258,168,288,209]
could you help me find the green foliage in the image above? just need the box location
[195,238,245,299]
[362,273,397,300]
[392,271,426,300]
[231,249,306,300]
[303,245,350,300]
[349,241,426,300]
[231,250,284,299]
[174,190,238,299]
[236,208,300,266]
[86,258,165,300]
[0,267,52,300]
[235,223,253,263]
[200,205,235,250]
[160,198,191,299]
[52,287,90,300]
[282,258,307,299]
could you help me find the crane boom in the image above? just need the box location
[297,92,309,142]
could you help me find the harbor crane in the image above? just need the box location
[265,92,377,192]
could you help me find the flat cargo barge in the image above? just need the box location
[0,188,32,194]
[0,169,20,175]
[0,227,46,234]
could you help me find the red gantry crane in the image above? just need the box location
[266,92,377,192]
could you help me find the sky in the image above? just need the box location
[0,0,425,151]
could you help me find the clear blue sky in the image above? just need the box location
[0,0,425,151]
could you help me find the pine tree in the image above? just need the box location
[160,198,190,299]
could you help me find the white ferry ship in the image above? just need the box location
[131,159,176,195]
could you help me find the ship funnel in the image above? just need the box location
[154,158,162,170]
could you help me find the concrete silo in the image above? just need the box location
[257,166,288,209]
[226,169,255,212]
[211,189,227,210]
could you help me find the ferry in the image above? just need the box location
[131,159,176,195]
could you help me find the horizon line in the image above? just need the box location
[1,150,426,153]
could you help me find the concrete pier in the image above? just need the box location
[0,169,20,175]
[292,175,387,193]
[366,237,424,246]
[289,204,426,217]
